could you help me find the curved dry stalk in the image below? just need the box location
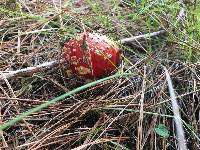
[164,67,187,150]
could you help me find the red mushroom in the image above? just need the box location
[63,32,120,78]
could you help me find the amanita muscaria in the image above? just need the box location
[63,32,121,78]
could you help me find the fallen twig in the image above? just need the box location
[0,59,66,81]
[118,30,166,44]
[0,30,165,81]
[164,67,187,150]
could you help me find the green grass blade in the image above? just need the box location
[0,73,132,131]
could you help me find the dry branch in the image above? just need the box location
[118,30,165,44]
[0,60,66,81]
[0,30,165,81]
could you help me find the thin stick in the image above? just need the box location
[117,30,165,44]
[0,59,66,81]
[0,30,165,81]
[164,67,187,150]
[137,66,146,150]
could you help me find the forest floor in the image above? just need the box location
[0,0,199,149]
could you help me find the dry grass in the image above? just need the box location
[0,0,199,149]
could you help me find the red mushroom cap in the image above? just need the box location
[63,32,120,78]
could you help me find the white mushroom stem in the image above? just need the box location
[0,30,165,82]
